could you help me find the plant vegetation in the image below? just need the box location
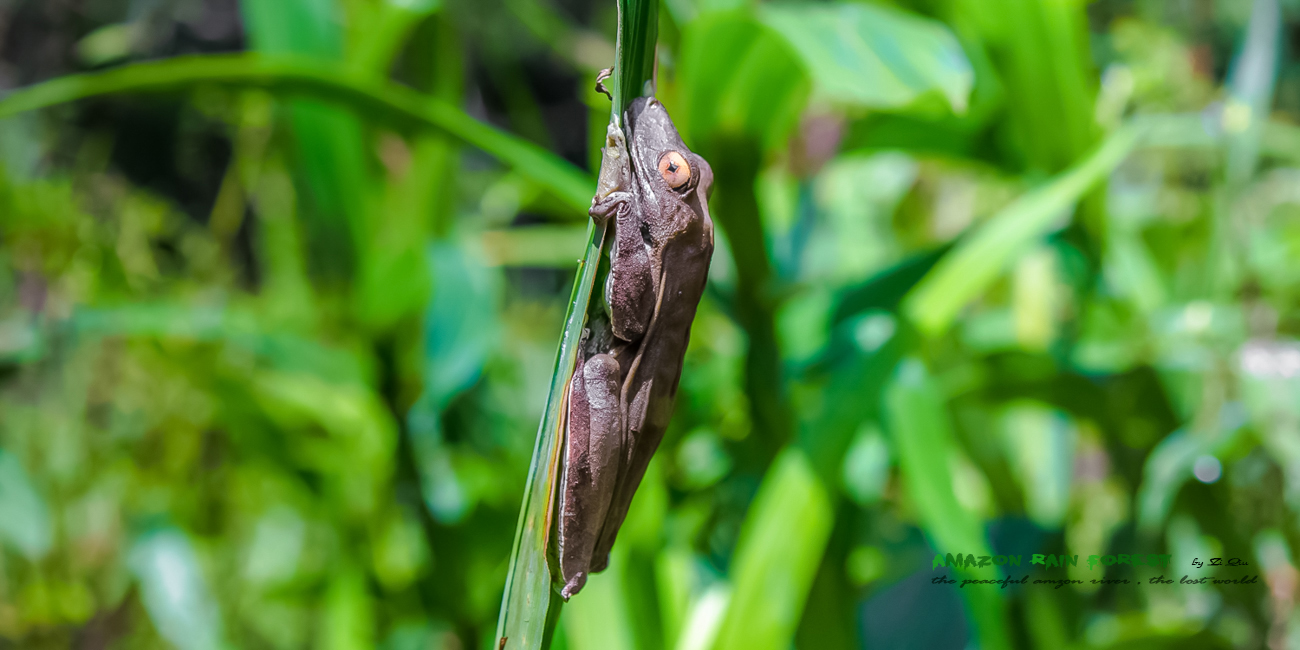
[0,0,1297,649]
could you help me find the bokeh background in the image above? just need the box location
[2,0,1300,648]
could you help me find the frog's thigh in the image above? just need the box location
[560,353,623,599]
[583,354,623,489]
[589,376,652,574]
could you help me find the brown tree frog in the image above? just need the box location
[555,96,714,599]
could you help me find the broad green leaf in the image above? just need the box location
[955,0,1096,174]
[242,0,341,57]
[759,3,973,114]
[904,123,1142,336]
[283,101,370,280]
[711,448,833,650]
[420,240,500,413]
[346,0,444,74]
[1136,419,1245,533]
[0,450,51,560]
[883,359,1009,650]
[674,585,729,650]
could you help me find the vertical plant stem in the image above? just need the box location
[494,2,659,649]
[612,0,659,119]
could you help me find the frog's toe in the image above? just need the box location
[561,573,588,600]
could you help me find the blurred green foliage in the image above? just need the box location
[2,0,1300,649]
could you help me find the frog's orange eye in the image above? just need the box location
[658,151,691,189]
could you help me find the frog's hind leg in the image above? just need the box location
[559,353,624,599]
[590,266,669,573]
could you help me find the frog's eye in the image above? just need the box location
[658,151,692,190]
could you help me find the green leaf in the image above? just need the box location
[421,240,500,412]
[711,448,833,650]
[1135,421,1244,534]
[999,403,1075,528]
[0,54,594,212]
[883,359,1009,650]
[1223,0,1280,186]
[904,123,1142,336]
[955,0,1097,174]
[759,3,974,114]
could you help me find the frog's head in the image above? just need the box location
[625,97,713,246]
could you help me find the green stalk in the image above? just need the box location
[611,0,659,120]
[493,2,658,649]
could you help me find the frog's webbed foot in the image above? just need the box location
[595,67,613,100]
[589,191,631,225]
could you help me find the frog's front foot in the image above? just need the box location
[589,191,630,226]
[595,68,613,100]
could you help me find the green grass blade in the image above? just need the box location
[0,54,593,213]
[612,0,659,118]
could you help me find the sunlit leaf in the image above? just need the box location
[904,123,1142,336]
[760,3,973,114]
